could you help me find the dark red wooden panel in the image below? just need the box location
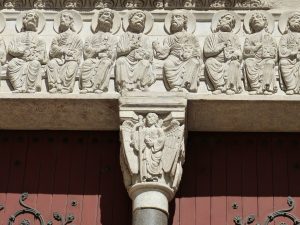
[257,135,274,224]
[0,135,11,223]
[66,134,87,225]
[241,135,258,223]
[35,134,57,224]
[226,134,242,225]
[0,131,300,225]
[272,134,290,225]
[287,134,300,218]
[195,135,211,225]
[210,136,227,225]
[179,136,196,225]
[81,135,102,225]
[3,135,29,224]
[98,135,116,225]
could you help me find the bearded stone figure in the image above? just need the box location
[153,11,201,92]
[80,9,118,94]
[204,12,243,95]
[243,12,278,95]
[8,11,47,93]
[115,10,155,93]
[46,11,83,94]
[279,12,300,95]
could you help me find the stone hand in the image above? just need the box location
[145,137,154,147]
[97,44,108,53]
[254,43,262,52]
[152,41,160,49]
[217,43,226,52]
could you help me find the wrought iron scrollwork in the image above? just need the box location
[8,192,51,225]
[53,212,75,225]
[0,192,75,225]
[233,197,300,225]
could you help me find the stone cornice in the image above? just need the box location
[1,93,300,131]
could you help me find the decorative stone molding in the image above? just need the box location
[0,0,272,9]
[119,93,186,224]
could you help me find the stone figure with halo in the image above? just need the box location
[80,9,120,94]
[153,10,202,92]
[204,11,243,95]
[278,12,300,95]
[115,10,156,93]
[8,10,47,93]
[46,10,83,94]
[243,11,277,95]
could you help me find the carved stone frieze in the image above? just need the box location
[204,11,243,95]
[153,10,201,93]
[115,10,155,94]
[46,10,83,94]
[0,0,271,9]
[243,11,278,95]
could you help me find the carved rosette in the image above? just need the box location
[119,93,187,215]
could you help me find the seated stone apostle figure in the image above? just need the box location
[243,12,277,95]
[152,11,201,92]
[7,11,47,93]
[80,9,117,94]
[115,10,155,93]
[46,11,83,94]
[204,12,243,95]
[279,12,300,95]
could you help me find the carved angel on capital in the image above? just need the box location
[204,11,243,95]
[153,10,202,92]
[243,11,278,95]
[278,12,300,95]
[120,113,185,191]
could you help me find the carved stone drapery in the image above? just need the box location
[119,92,186,225]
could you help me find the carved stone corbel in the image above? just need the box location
[119,93,187,225]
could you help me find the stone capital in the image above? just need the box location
[119,92,187,225]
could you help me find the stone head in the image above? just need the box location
[249,12,268,33]
[145,113,159,127]
[125,0,135,8]
[170,11,188,34]
[287,12,300,33]
[216,13,236,32]
[22,10,39,32]
[59,11,75,32]
[95,0,114,8]
[127,10,146,33]
[96,8,114,32]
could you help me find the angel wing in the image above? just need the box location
[162,120,185,177]
[120,120,139,175]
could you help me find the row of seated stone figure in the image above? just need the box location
[1,9,300,95]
